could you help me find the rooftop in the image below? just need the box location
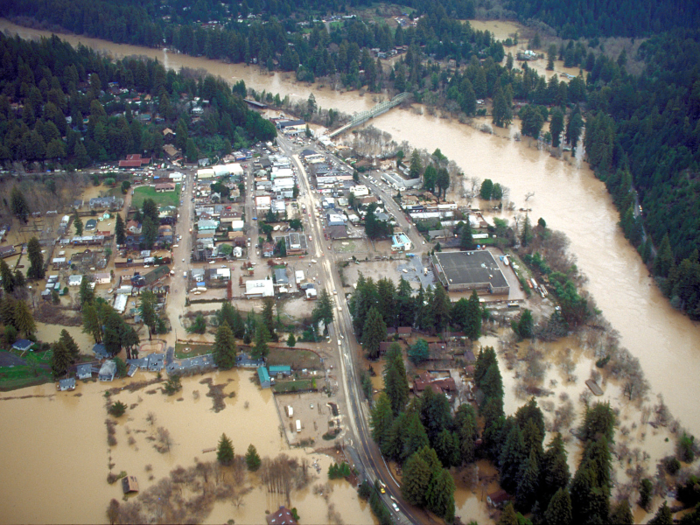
[432,250,508,290]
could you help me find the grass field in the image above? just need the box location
[272,378,316,393]
[174,342,213,359]
[132,184,181,208]
[0,350,53,391]
[268,347,322,369]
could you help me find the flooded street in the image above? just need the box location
[1,17,700,523]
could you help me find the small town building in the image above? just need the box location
[76,363,93,380]
[269,365,291,377]
[122,476,139,494]
[245,279,275,298]
[266,506,298,525]
[12,339,33,352]
[99,360,117,381]
[258,366,271,389]
[58,377,76,391]
[93,343,109,359]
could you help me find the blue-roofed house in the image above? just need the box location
[58,377,76,391]
[269,365,292,377]
[257,366,271,389]
[93,343,109,359]
[76,363,93,380]
[12,339,33,352]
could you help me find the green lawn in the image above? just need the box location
[174,342,213,359]
[132,184,181,208]
[272,379,316,393]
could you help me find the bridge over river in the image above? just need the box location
[328,92,410,138]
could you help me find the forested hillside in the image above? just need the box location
[0,33,275,169]
[504,0,700,38]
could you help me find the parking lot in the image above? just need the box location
[276,391,341,446]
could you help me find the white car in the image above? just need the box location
[182,258,185,263]
[392,502,399,513]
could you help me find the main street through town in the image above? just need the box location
[276,134,437,525]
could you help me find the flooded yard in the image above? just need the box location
[0,370,373,524]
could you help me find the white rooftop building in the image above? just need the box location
[245,279,275,298]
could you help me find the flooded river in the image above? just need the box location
[2,18,700,522]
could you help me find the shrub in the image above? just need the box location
[108,401,127,417]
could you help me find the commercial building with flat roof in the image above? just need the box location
[431,250,509,295]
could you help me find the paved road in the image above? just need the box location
[277,135,435,525]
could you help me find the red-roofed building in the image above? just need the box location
[266,506,298,525]
[119,154,151,168]
[397,326,412,338]
[413,371,457,395]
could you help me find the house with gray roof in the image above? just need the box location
[99,360,117,381]
[58,377,76,391]
[93,343,109,359]
[76,363,93,380]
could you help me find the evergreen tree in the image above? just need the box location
[515,309,534,338]
[648,502,673,525]
[261,297,276,338]
[376,278,396,327]
[11,187,30,223]
[370,392,394,449]
[481,179,494,200]
[14,300,36,338]
[0,259,15,293]
[245,444,261,471]
[50,340,72,379]
[213,323,237,369]
[550,108,565,148]
[73,213,83,236]
[460,221,475,250]
[139,291,158,340]
[286,333,296,347]
[396,277,416,327]
[383,343,409,415]
[420,386,454,447]
[26,237,45,280]
[399,410,431,461]
[498,503,519,525]
[499,423,527,494]
[434,429,460,468]
[409,150,423,179]
[540,433,571,505]
[654,233,674,278]
[82,303,103,343]
[59,329,80,361]
[252,322,270,359]
[516,448,540,512]
[493,89,512,128]
[544,488,573,525]
[426,467,456,521]
[610,499,634,525]
[79,277,95,308]
[13,269,25,289]
[402,451,432,507]
[217,433,234,466]
[455,404,478,464]
[312,289,334,330]
[115,214,126,245]
[362,306,387,360]
[639,478,653,511]
[431,284,451,334]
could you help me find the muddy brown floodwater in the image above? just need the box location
[0,369,373,524]
[2,17,700,522]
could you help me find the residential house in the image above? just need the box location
[94,272,111,285]
[76,363,93,380]
[266,506,298,525]
[274,267,289,286]
[99,360,117,381]
[93,343,109,359]
[412,371,457,395]
[0,245,16,258]
[58,377,76,391]
[68,275,83,287]
[126,220,142,234]
[12,339,33,352]
[269,365,292,377]
[262,242,275,258]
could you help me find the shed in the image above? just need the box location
[269,365,292,377]
[258,366,271,389]
[76,363,93,380]
[12,339,33,352]
[122,476,139,494]
[58,377,76,391]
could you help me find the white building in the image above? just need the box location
[245,279,275,298]
[68,275,83,287]
[170,171,184,182]
[113,294,128,313]
[94,273,111,284]
[350,185,369,197]
[197,168,216,179]
[230,220,244,231]
[255,195,271,211]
